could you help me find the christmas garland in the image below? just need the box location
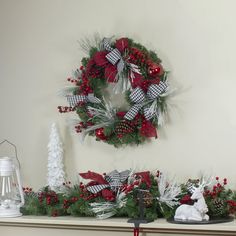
[58,36,170,147]
[21,170,236,221]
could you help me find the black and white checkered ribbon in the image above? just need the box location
[124,87,145,120]
[86,170,130,194]
[124,81,168,120]
[66,93,101,107]
[102,38,125,76]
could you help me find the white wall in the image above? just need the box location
[1,0,236,189]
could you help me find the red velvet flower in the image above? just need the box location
[135,171,151,188]
[101,189,115,201]
[115,38,129,53]
[79,171,108,185]
[93,51,108,67]
[130,74,160,92]
[105,64,118,82]
[140,120,157,138]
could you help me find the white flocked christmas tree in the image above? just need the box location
[47,122,65,192]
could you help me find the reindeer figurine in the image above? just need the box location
[174,186,209,222]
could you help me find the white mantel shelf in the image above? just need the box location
[0,216,236,235]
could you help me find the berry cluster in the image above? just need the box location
[227,200,236,214]
[75,121,93,133]
[23,186,33,193]
[63,197,78,209]
[67,77,78,84]
[129,47,148,65]
[38,190,59,206]
[204,177,227,198]
[58,106,75,113]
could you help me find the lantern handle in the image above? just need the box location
[0,139,20,168]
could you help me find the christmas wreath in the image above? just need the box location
[58,36,170,147]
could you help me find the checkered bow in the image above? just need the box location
[124,81,168,120]
[102,38,125,74]
[86,170,130,194]
[67,93,101,107]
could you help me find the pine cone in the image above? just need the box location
[213,199,225,216]
[143,191,153,207]
[115,121,134,136]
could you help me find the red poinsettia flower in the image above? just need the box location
[93,51,108,67]
[115,38,129,53]
[130,74,161,92]
[105,64,118,82]
[140,120,157,138]
[79,171,108,185]
[101,189,115,201]
[135,171,151,188]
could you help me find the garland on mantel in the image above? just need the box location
[58,36,172,147]
[21,170,236,220]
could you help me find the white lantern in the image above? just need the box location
[0,140,24,217]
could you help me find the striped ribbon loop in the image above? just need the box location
[144,105,160,121]
[102,38,113,51]
[86,170,130,194]
[106,48,121,65]
[67,93,101,107]
[86,184,110,194]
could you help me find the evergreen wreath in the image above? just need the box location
[58,36,171,147]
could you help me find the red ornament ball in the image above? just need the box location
[148,64,163,77]
[95,128,107,140]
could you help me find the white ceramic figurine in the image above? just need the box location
[174,186,209,222]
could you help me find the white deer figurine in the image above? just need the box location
[174,186,209,222]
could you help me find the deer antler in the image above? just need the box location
[198,175,214,191]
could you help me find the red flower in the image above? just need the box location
[105,64,118,82]
[115,38,129,53]
[140,120,157,138]
[93,51,108,67]
[101,189,115,201]
[131,75,160,92]
[135,171,151,188]
[180,195,194,205]
[79,171,108,185]
[85,58,96,77]
[116,111,126,118]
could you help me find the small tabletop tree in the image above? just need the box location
[47,123,65,192]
